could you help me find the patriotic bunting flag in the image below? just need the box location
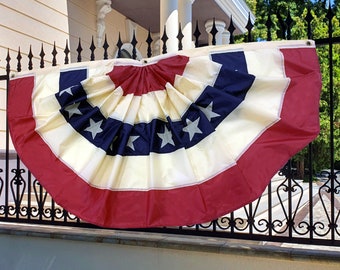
[8,40,321,228]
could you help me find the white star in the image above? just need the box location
[65,103,82,118]
[85,119,103,139]
[157,126,175,148]
[183,117,202,141]
[59,86,76,96]
[198,102,220,121]
[127,135,139,151]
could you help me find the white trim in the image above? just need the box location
[214,0,255,34]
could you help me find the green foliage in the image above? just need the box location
[243,0,340,173]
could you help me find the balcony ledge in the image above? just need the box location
[0,222,339,265]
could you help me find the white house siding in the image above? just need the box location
[67,0,97,62]
[0,0,69,72]
[0,0,69,150]
[0,0,149,150]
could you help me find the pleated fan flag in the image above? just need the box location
[8,40,321,228]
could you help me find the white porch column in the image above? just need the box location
[204,20,226,45]
[160,0,178,53]
[178,0,195,50]
[96,0,112,47]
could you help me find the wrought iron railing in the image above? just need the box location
[0,5,339,246]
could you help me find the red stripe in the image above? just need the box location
[107,55,189,96]
[8,47,321,228]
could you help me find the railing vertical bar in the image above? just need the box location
[285,9,293,40]
[63,209,68,223]
[39,183,43,221]
[210,18,217,45]
[40,44,45,69]
[245,12,253,42]
[90,36,96,61]
[248,203,253,235]
[77,38,83,63]
[288,160,293,238]
[193,20,201,48]
[268,181,273,237]
[326,3,335,243]
[146,29,153,58]
[4,49,11,219]
[306,6,313,40]
[116,33,123,58]
[230,211,235,234]
[51,198,55,223]
[27,170,31,222]
[131,31,137,60]
[64,40,70,64]
[161,26,168,54]
[15,146,21,219]
[52,42,57,66]
[103,34,109,60]
[265,10,273,41]
[308,144,314,241]
[28,46,33,70]
[177,23,183,51]
[212,219,217,232]
[306,5,314,243]
[227,16,235,44]
[16,47,22,72]
[276,10,286,40]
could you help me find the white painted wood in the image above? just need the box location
[0,88,6,110]
[0,5,70,47]
[0,110,5,131]
[1,0,69,31]
[35,0,68,14]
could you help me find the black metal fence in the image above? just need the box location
[1,5,339,246]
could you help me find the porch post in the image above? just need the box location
[178,0,195,50]
[160,0,178,53]
[96,0,112,47]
